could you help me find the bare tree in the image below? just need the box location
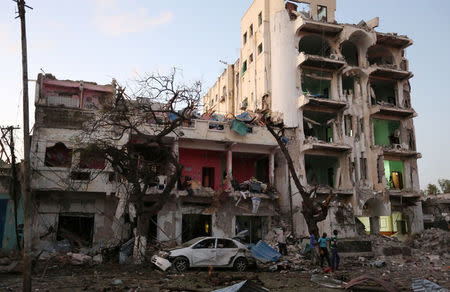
[79,69,201,261]
[262,114,332,238]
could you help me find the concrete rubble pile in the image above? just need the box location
[346,228,449,289]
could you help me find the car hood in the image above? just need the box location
[168,247,191,257]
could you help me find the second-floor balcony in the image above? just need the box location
[297,52,346,71]
[299,94,348,113]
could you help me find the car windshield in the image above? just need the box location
[182,237,207,247]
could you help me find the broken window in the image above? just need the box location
[249,24,253,36]
[348,157,354,184]
[44,142,72,168]
[370,78,397,106]
[384,160,404,190]
[341,41,358,66]
[243,32,248,45]
[182,214,212,243]
[258,43,263,54]
[305,154,338,187]
[258,12,262,26]
[301,69,332,98]
[70,171,90,181]
[373,119,400,146]
[222,86,227,102]
[344,115,353,137]
[235,216,268,244]
[57,213,94,247]
[79,149,105,169]
[360,153,367,180]
[303,111,335,142]
[217,238,237,248]
[299,35,331,57]
[241,60,247,75]
[317,5,327,22]
[367,45,394,66]
[342,75,355,96]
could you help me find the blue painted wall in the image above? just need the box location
[0,193,23,250]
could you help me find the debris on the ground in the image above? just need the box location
[411,278,447,292]
[250,240,281,263]
[67,252,92,265]
[344,274,398,292]
[212,280,269,292]
[310,274,347,289]
[151,255,172,271]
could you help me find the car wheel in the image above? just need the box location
[234,257,247,272]
[173,257,189,272]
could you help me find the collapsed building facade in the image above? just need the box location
[204,0,423,237]
[30,74,280,249]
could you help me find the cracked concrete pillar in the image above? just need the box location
[370,216,380,235]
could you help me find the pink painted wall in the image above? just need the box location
[232,157,256,183]
[179,148,224,190]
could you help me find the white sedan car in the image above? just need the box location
[161,237,255,272]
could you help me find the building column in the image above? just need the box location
[370,216,380,235]
[227,149,233,188]
[269,151,275,185]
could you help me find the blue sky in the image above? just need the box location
[0,0,449,188]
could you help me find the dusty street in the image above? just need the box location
[0,256,448,292]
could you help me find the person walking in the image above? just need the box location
[318,232,331,268]
[277,227,288,256]
[309,232,319,265]
[330,229,340,271]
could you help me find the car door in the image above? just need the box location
[215,238,239,266]
[190,238,217,267]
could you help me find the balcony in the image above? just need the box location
[297,52,346,70]
[299,94,347,113]
[370,104,416,119]
[369,65,413,80]
[379,144,421,158]
[376,32,413,49]
[303,137,352,153]
[31,167,115,194]
[295,17,343,36]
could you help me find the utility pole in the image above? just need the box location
[15,0,33,291]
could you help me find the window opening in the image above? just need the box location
[258,43,263,54]
[317,5,327,22]
[45,142,72,168]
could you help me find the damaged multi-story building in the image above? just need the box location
[30,74,280,249]
[204,0,423,237]
[29,0,424,252]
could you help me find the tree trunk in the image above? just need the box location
[265,124,331,238]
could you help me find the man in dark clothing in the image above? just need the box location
[330,229,340,271]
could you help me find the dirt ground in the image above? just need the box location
[0,258,447,292]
